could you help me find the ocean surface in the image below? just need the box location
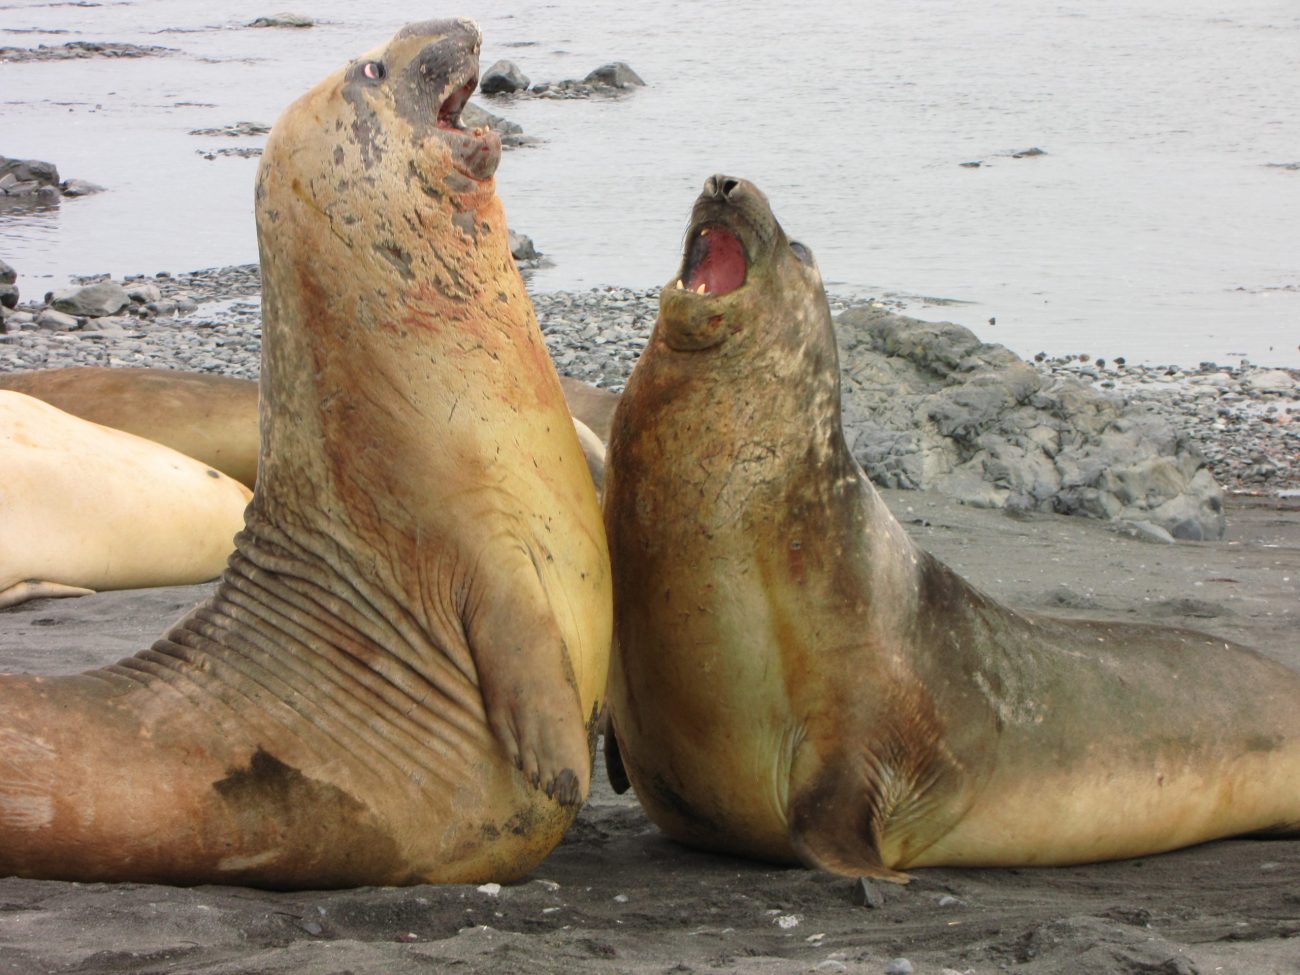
[2,0,1298,366]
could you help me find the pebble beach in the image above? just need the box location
[1,263,1296,498]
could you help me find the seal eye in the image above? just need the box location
[362,61,386,81]
[789,240,814,266]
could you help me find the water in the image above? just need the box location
[2,0,1298,366]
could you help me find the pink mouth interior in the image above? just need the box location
[684,225,746,295]
[438,79,476,129]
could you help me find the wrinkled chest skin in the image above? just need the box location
[0,19,610,889]
[603,175,1300,882]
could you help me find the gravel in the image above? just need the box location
[2,263,1295,497]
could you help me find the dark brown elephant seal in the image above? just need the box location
[0,368,617,491]
[0,19,610,888]
[603,175,1300,879]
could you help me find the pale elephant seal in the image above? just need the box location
[0,367,260,488]
[603,175,1300,880]
[0,390,252,609]
[0,19,610,888]
[0,368,618,492]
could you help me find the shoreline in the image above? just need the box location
[2,264,1295,499]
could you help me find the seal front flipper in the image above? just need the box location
[0,581,95,611]
[464,546,591,806]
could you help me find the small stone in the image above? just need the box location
[584,62,645,89]
[850,876,886,908]
[59,178,106,197]
[476,882,501,896]
[0,259,15,284]
[0,283,17,309]
[36,308,79,330]
[884,960,914,975]
[773,914,801,929]
[248,12,314,28]
[127,282,162,304]
[814,963,848,973]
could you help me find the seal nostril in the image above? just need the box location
[721,178,739,197]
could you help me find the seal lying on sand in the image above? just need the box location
[0,369,619,491]
[0,390,251,609]
[0,19,610,888]
[603,175,1300,879]
[0,367,260,488]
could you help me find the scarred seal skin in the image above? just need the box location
[603,175,1300,880]
[0,19,611,888]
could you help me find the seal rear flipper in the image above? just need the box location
[788,749,909,883]
[0,580,95,610]
[463,549,592,807]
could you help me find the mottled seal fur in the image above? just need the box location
[603,175,1300,879]
[0,20,610,888]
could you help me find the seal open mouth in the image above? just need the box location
[678,224,747,296]
[438,78,475,130]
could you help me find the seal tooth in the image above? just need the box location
[700,228,710,237]
[695,283,707,295]
[676,279,684,290]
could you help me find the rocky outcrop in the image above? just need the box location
[835,306,1226,540]
[0,157,104,203]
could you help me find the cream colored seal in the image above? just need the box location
[0,390,251,609]
[0,19,610,888]
[0,368,619,492]
[603,175,1300,879]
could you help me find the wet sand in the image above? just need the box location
[0,490,1296,974]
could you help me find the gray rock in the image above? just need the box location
[0,156,59,188]
[0,284,17,310]
[884,960,914,975]
[850,877,885,909]
[126,282,162,305]
[0,259,15,285]
[36,308,80,330]
[509,230,539,261]
[1120,520,1177,545]
[480,60,530,95]
[584,62,645,89]
[59,178,106,197]
[248,12,314,28]
[50,281,131,318]
[834,306,1227,539]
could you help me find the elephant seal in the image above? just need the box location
[0,390,252,609]
[0,367,260,488]
[0,19,610,888]
[603,175,1300,879]
[0,368,618,492]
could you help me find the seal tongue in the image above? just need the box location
[684,226,746,295]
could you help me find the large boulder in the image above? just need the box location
[48,280,131,318]
[835,306,1226,540]
[480,60,530,95]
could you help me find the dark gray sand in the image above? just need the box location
[1,490,1297,975]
